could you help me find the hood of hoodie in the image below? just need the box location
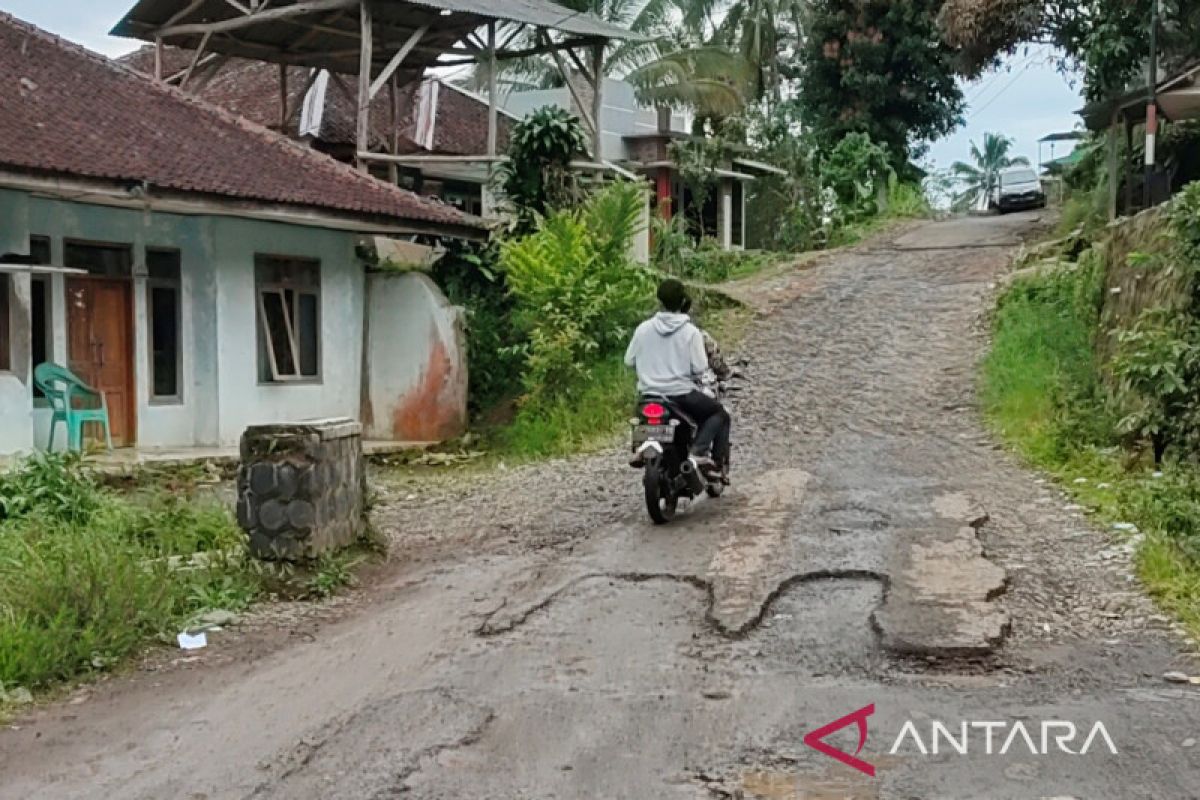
[652,311,692,336]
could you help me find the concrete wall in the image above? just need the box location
[210,217,364,445]
[0,189,34,454]
[362,271,466,442]
[0,188,383,454]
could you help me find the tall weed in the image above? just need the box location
[0,456,260,689]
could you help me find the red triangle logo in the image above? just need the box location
[802,703,876,777]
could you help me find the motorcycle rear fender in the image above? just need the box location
[636,440,664,461]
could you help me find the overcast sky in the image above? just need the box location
[4,1,1083,171]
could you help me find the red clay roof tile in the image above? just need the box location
[0,15,480,231]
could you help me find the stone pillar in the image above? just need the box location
[719,179,733,250]
[237,417,365,560]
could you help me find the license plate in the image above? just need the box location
[632,424,674,443]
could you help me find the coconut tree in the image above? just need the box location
[468,0,749,118]
[951,132,1030,210]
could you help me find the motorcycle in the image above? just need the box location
[628,393,728,524]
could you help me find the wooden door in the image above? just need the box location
[67,278,135,446]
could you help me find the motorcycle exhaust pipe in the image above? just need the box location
[678,458,706,495]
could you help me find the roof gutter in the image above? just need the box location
[0,169,486,241]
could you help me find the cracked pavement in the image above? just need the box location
[4,213,1200,799]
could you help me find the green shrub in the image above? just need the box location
[0,452,101,525]
[982,256,1111,465]
[0,456,262,689]
[495,356,635,458]
[1109,182,1200,461]
[499,106,588,233]
[432,243,526,415]
[823,133,893,223]
[500,181,654,402]
[885,177,932,219]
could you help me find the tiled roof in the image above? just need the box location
[0,15,479,231]
[120,46,512,155]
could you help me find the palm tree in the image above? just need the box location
[951,133,1030,210]
[468,0,749,118]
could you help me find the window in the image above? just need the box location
[146,249,182,401]
[30,236,52,397]
[255,256,321,382]
[65,241,132,277]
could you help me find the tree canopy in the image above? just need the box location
[939,0,1200,101]
[797,0,965,170]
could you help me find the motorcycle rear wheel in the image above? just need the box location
[644,463,678,524]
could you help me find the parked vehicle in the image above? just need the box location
[628,394,727,524]
[989,166,1046,213]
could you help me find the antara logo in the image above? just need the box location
[803,705,1118,777]
[803,703,876,777]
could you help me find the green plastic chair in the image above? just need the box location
[33,363,113,452]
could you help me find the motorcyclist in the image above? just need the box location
[624,278,730,476]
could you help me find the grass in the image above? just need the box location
[983,259,1200,642]
[0,453,371,696]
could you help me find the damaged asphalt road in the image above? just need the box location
[5,213,1200,799]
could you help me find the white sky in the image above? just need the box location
[924,47,1085,173]
[4,2,1084,172]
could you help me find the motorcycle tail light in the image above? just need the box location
[641,402,666,425]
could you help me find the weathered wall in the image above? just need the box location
[211,217,364,446]
[2,188,370,453]
[22,193,218,449]
[363,271,466,443]
[0,189,34,454]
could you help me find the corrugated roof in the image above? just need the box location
[0,13,481,233]
[111,0,639,78]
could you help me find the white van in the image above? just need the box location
[990,167,1046,213]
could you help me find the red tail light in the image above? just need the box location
[641,402,666,425]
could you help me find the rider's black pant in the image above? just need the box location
[669,390,730,464]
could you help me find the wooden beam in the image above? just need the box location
[156,0,358,38]
[162,0,207,29]
[368,23,428,99]
[223,0,252,14]
[389,73,400,155]
[356,0,373,169]
[279,63,289,130]
[499,24,525,51]
[542,33,595,134]
[154,36,163,81]
[498,35,605,61]
[165,51,219,84]
[178,31,212,89]
[563,46,593,85]
[189,55,230,91]
[487,21,498,158]
[590,42,604,161]
[358,152,508,164]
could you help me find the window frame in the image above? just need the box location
[0,271,11,374]
[145,247,184,405]
[254,255,322,385]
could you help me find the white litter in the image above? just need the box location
[177,631,207,650]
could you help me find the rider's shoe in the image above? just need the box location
[629,452,646,468]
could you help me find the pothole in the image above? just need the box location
[816,502,890,533]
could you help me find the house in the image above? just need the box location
[504,78,786,250]
[1078,62,1200,218]
[0,13,485,456]
[119,47,516,217]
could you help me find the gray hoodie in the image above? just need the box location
[624,311,709,396]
